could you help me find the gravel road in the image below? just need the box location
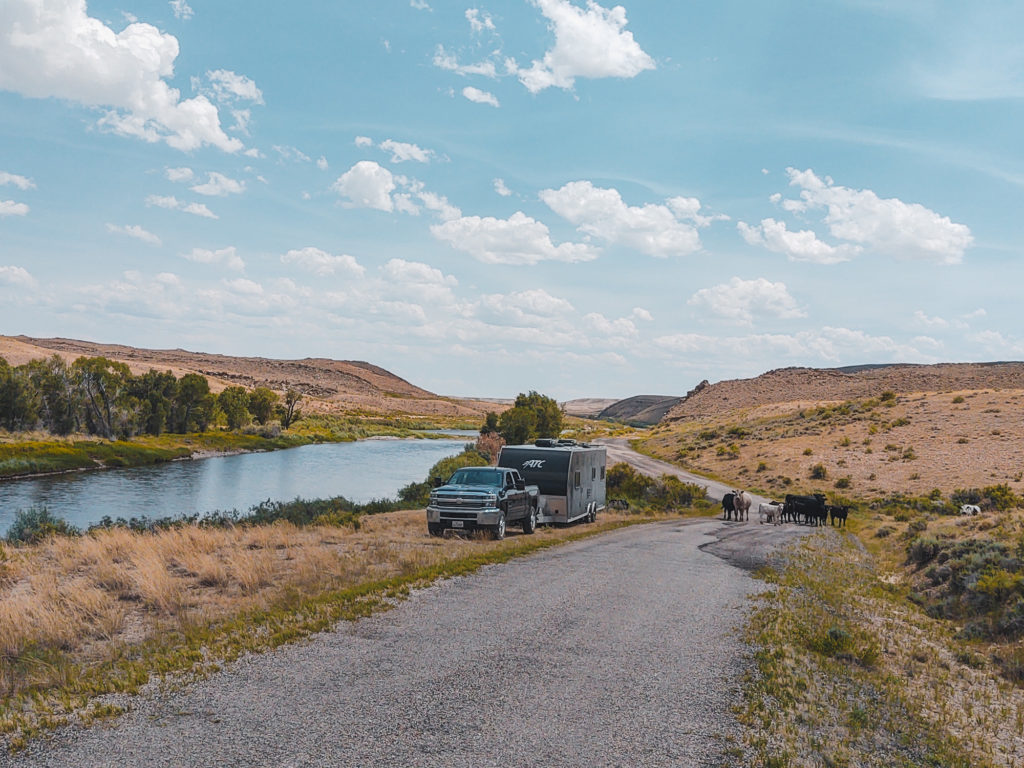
[10,444,807,768]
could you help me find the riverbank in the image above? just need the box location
[0,416,475,482]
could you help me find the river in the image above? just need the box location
[0,434,475,536]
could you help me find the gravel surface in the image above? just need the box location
[9,519,805,768]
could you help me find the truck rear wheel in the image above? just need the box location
[493,513,506,540]
[522,506,537,535]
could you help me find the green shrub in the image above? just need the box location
[952,395,965,404]
[908,536,941,565]
[809,463,827,480]
[5,507,79,544]
[834,477,851,489]
[606,462,705,511]
[982,484,1019,511]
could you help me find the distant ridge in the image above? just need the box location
[598,395,682,426]
[0,335,494,418]
[666,362,1024,421]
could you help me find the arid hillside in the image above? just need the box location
[0,335,494,419]
[642,362,1024,499]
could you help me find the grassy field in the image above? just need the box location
[0,508,665,752]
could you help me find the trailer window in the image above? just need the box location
[591,467,596,480]
[574,470,581,489]
[600,466,605,480]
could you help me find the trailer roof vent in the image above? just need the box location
[534,438,558,447]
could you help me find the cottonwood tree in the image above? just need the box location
[497,391,563,445]
[276,389,302,428]
[217,386,252,430]
[71,356,131,439]
[248,387,279,425]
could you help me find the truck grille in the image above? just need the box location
[432,494,489,511]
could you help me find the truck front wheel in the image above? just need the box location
[493,512,506,540]
[428,523,443,537]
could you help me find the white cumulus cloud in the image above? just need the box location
[332,161,396,211]
[165,167,194,182]
[106,223,161,245]
[737,218,860,264]
[0,0,241,152]
[493,178,512,197]
[183,246,245,271]
[205,69,264,104]
[0,265,35,287]
[466,9,496,33]
[688,277,805,326]
[191,172,245,197]
[145,194,217,219]
[0,200,29,216]
[281,247,365,277]
[515,0,655,93]
[431,211,599,265]
[380,139,433,163]
[0,172,35,190]
[433,45,498,77]
[169,0,193,20]
[783,168,973,264]
[462,86,500,107]
[540,180,708,258]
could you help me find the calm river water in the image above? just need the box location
[0,434,474,536]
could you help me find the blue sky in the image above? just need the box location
[1,1,1022,399]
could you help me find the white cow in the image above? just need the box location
[732,490,752,522]
[758,501,783,525]
[959,504,981,516]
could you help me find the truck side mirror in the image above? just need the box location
[432,476,444,487]
[514,478,525,491]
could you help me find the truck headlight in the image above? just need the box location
[484,494,497,506]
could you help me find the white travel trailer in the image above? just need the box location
[497,439,607,525]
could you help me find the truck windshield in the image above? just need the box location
[448,468,502,486]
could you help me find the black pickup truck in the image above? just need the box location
[426,466,539,539]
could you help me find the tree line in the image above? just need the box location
[0,354,301,439]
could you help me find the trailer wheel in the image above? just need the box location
[522,506,537,535]
[492,513,506,540]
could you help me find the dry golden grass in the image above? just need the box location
[0,510,632,702]
[643,388,1024,500]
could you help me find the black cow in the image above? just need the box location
[784,493,827,526]
[828,505,849,527]
[722,492,736,521]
